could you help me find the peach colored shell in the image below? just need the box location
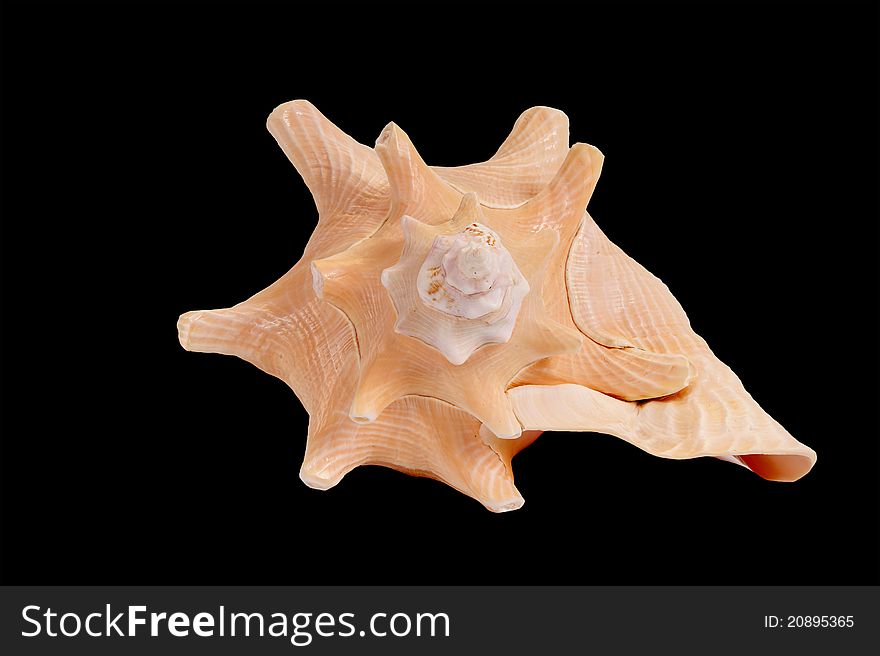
[177,101,816,512]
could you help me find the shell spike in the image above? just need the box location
[495,106,570,159]
[432,106,570,208]
[267,100,382,217]
[177,306,283,377]
[449,192,483,228]
[374,122,460,217]
[513,142,604,231]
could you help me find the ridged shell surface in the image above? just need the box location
[177,100,816,511]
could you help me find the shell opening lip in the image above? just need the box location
[486,496,525,513]
[738,453,816,482]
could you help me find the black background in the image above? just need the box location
[1,1,877,585]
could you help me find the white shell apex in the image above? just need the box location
[420,224,513,320]
[381,197,529,365]
[177,100,817,513]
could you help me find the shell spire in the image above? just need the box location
[380,194,531,365]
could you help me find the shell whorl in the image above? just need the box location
[422,224,512,319]
[382,195,529,365]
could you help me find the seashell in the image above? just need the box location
[177,100,816,512]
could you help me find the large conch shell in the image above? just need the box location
[177,100,816,512]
